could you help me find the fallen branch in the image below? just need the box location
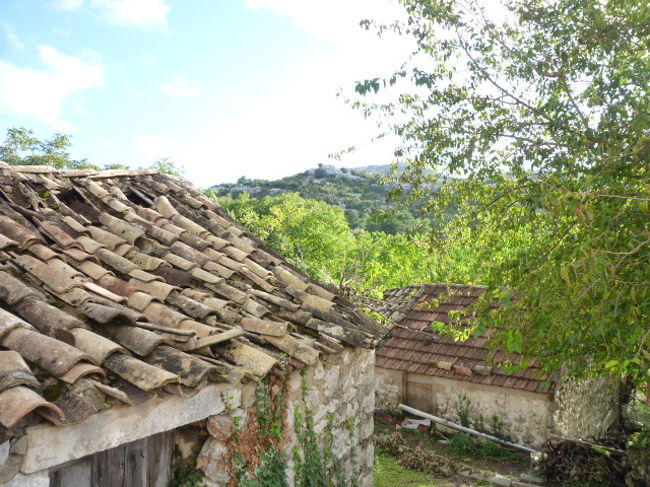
[549,434,626,454]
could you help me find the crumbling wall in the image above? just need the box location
[551,375,620,440]
[375,367,404,410]
[198,347,375,487]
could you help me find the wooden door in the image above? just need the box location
[405,374,434,413]
[50,431,174,487]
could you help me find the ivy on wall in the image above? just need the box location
[292,370,358,487]
[225,371,360,487]
[230,374,289,487]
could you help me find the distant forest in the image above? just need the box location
[209,163,440,234]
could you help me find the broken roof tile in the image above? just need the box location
[0,386,64,428]
[0,215,42,249]
[104,353,178,391]
[0,166,381,437]
[70,328,128,364]
[16,256,84,294]
[0,351,39,393]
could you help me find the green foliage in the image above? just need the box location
[213,191,449,290]
[214,192,354,284]
[454,394,472,428]
[240,446,289,487]
[170,445,206,487]
[373,452,442,487]
[452,394,512,442]
[0,127,98,169]
[293,374,356,487]
[354,0,650,385]
[1,127,186,175]
[150,157,184,176]
[293,407,329,487]
[627,394,650,426]
[236,379,289,487]
[208,164,436,234]
[445,433,523,463]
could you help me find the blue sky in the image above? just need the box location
[0,0,411,185]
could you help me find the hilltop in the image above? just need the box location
[210,164,432,233]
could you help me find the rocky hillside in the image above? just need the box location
[210,164,432,233]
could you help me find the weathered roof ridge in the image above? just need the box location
[0,161,161,179]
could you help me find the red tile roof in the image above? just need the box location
[0,164,382,432]
[376,284,553,394]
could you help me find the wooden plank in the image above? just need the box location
[124,438,147,487]
[147,431,174,487]
[51,458,92,487]
[92,442,126,487]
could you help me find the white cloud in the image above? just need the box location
[53,0,85,9]
[132,54,404,185]
[93,0,171,28]
[52,0,170,28]
[128,0,414,185]
[135,134,178,156]
[161,75,203,96]
[0,46,104,128]
[243,0,406,45]
[0,21,23,49]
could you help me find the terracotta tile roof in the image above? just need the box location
[376,284,553,394]
[0,163,383,432]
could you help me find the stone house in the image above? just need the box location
[0,163,381,486]
[375,283,619,448]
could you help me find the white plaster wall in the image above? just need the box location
[376,366,553,448]
[427,376,552,448]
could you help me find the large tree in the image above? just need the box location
[0,127,96,169]
[354,0,649,384]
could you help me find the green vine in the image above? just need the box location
[233,376,289,487]
[293,371,358,487]
[228,370,362,487]
[170,445,206,487]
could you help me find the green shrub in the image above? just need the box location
[445,433,523,463]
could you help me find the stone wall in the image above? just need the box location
[198,347,376,487]
[375,368,403,411]
[551,375,620,440]
[375,367,553,448]
[3,349,375,487]
[429,376,553,448]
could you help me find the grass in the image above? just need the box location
[374,452,443,487]
[445,433,526,464]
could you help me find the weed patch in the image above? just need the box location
[445,433,525,463]
[374,452,442,487]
